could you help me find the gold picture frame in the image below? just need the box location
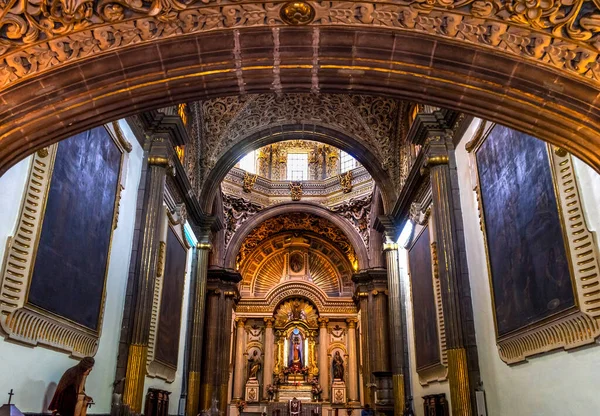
[0,123,131,357]
[468,122,600,364]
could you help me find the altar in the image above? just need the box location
[266,401,322,416]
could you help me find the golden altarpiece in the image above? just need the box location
[230,230,362,415]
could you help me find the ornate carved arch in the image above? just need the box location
[224,203,369,270]
[1,26,600,192]
[235,281,357,315]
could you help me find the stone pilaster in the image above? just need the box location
[186,240,212,416]
[356,292,372,406]
[263,318,275,398]
[346,318,359,404]
[318,318,329,400]
[122,142,173,413]
[383,242,406,416]
[233,318,247,400]
[423,133,480,416]
[199,268,241,414]
[354,269,392,409]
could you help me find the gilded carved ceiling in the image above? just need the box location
[194,94,408,198]
[241,232,352,297]
[237,212,357,269]
[252,249,343,297]
[2,0,600,89]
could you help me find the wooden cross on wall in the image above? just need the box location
[7,390,14,405]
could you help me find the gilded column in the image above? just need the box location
[122,151,172,413]
[346,318,359,405]
[318,318,329,400]
[263,318,275,398]
[233,318,247,400]
[384,242,406,416]
[427,150,475,416]
[186,241,212,416]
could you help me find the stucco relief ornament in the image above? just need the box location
[3,0,600,87]
[280,2,316,25]
[290,181,303,201]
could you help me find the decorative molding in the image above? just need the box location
[237,212,357,271]
[199,94,404,194]
[339,171,353,194]
[470,130,600,363]
[2,1,600,96]
[236,281,357,315]
[223,165,373,207]
[110,121,133,153]
[0,125,127,357]
[147,216,189,381]
[242,172,258,193]
[289,181,303,201]
[417,239,448,385]
[223,193,263,249]
[330,193,372,250]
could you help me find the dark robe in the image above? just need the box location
[49,357,94,416]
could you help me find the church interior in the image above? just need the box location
[1,2,600,416]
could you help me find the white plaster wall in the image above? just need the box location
[0,156,31,264]
[399,238,451,416]
[0,120,143,413]
[454,119,600,416]
[142,246,193,416]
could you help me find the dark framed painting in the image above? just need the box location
[471,122,600,363]
[155,224,188,368]
[147,215,190,381]
[27,126,122,331]
[407,224,446,384]
[0,123,130,357]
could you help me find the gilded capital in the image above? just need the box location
[264,317,275,327]
[383,242,398,251]
[318,318,329,328]
[235,317,247,327]
[197,242,213,250]
[346,318,358,328]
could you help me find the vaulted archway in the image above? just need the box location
[1,25,600,180]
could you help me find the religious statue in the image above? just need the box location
[289,253,303,273]
[332,351,344,381]
[49,357,95,416]
[289,397,302,416]
[248,350,262,380]
[289,335,303,371]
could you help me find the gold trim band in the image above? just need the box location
[197,242,213,250]
[383,242,399,251]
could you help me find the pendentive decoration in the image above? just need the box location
[280,2,316,26]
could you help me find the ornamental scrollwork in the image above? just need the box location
[329,193,372,250]
[2,1,600,93]
[223,193,263,247]
[237,212,357,268]
[197,93,404,196]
